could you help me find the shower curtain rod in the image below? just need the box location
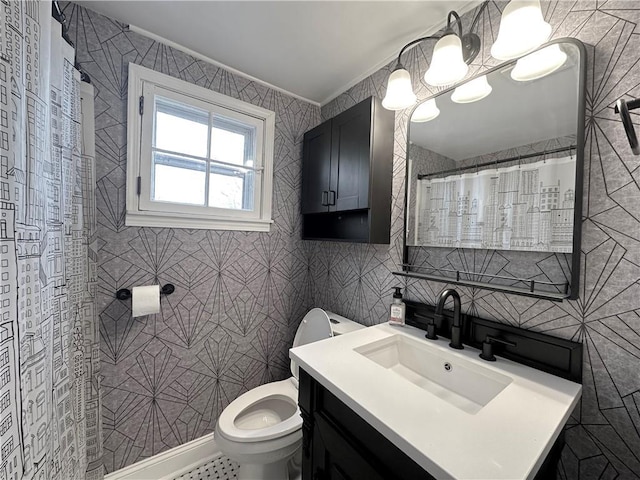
[417,145,576,180]
[52,1,91,84]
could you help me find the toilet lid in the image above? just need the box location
[290,308,333,379]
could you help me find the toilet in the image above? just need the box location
[215,308,364,480]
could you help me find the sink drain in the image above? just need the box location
[444,362,452,371]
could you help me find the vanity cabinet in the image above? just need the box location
[299,368,434,480]
[299,367,566,480]
[301,96,394,243]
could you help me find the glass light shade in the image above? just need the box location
[451,75,492,103]
[491,0,552,61]
[424,34,469,87]
[511,44,567,82]
[411,98,440,123]
[382,67,417,110]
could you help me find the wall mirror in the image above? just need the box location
[401,38,586,301]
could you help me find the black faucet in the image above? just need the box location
[435,289,463,350]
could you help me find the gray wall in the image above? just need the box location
[62,3,319,473]
[312,1,640,478]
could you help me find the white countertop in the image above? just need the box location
[290,323,582,480]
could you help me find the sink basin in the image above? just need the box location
[354,334,512,414]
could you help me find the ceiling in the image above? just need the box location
[75,0,479,105]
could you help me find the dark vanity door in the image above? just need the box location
[329,98,371,212]
[301,121,332,214]
[300,368,434,480]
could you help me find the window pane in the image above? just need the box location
[211,127,246,165]
[154,97,208,157]
[153,152,206,205]
[210,117,256,166]
[208,167,254,211]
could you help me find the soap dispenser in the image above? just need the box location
[389,287,406,326]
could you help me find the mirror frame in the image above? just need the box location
[401,37,587,301]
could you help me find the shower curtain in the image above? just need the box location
[0,2,102,479]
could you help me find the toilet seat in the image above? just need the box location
[216,378,301,443]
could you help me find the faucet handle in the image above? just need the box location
[425,322,438,340]
[414,313,438,340]
[479,335,517,361]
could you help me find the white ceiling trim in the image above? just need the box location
[128,24,321,107]
[319,0,481,106]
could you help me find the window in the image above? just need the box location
[0,392,9,413]
[0,414,11,435]
[1,437,13,461]
[36,393,44,419]
[0,368,9,387]
[37,424,46,453]
[126,64,275,231]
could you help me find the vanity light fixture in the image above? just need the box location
[382,66,417,110]
[491,0,552,60]
[411,98,440,123]
[451,75,492,103]
[382,0,554,112]
[424,11,474,87]
[511,44,567,82]
[382,4,487,111]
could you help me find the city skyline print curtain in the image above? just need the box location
[0,2,102,480]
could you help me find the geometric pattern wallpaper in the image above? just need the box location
[317,1,640,478]
[61,2,320,473]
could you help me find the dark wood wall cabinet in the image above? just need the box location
[299,368,566,480]
[301,96,394,243]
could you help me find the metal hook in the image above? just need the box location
[615,98,640,155]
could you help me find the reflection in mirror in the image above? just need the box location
[403,39,585,300]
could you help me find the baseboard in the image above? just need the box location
[105,432,220,480]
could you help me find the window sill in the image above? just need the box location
[125,210,273,232]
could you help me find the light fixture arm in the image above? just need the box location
[469,1,489,33]
[446,10,464,38]
[393,1,489,70]
[394,35,441,69]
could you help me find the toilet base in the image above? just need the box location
[236,447,301,480]
[238,460,288,480]
[215,425,302,480]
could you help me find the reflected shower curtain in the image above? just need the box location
[0,2,102,479]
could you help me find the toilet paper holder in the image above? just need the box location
[116,284,175,300]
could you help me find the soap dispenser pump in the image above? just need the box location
[389,287,406,326]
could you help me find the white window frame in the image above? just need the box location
[126,63,275,231]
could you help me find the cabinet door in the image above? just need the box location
[329,99,372,212]
[302,121,332,214]
[313,415,386,480]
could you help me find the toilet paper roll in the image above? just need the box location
[131,285,160,317]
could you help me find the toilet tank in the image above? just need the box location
[290,309,365,383]
[326,312,365,336]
